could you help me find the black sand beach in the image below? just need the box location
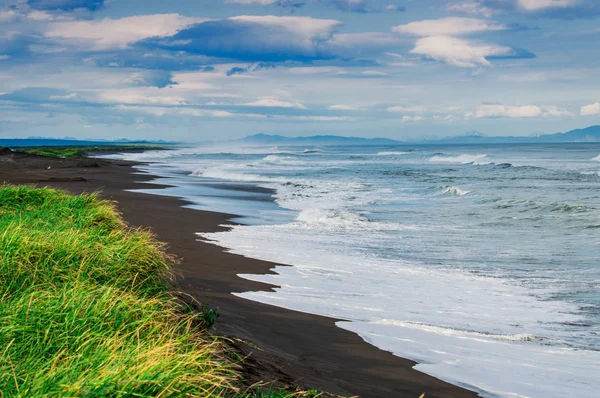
[0,149,479,398]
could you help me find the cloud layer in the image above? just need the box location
[145,16,341,62]
[46,14,204,50]
[0,0,597,140]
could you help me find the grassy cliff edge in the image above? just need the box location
[0,185,320,397]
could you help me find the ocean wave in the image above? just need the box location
[260,155,307,166]
[303,148,324,154]
[262,155,286,162]
[592,154,600,161]
[292,208,422,232]
[495,199,593,214]
[440,186,471,196]
[549,203,590,213]
[295,208,367,229]
[430,154,490,165]
[192,167,286,184]
[376,151,410,156]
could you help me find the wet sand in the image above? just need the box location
[0,149,479,398]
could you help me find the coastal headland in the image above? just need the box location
[0,148,478,398]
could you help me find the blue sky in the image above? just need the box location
[0,0,599,141]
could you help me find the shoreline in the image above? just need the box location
[0,150,479,398]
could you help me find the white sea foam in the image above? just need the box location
[441,186,471,196]
[262,155,286,162]
[192,167,286,183]
[430,154,490,164]
[260,155,309,167]
[580,170,600,176]
[295,208,366,227]
[303,148,324,154]
[369,319,538,342]
[592,154,600,161]
[376,151,410,156]
[199,223,598,398]
[340,320,600,398]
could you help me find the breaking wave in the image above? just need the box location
[440,186,471,196]
[430,154,490,165]
[376,151,410,156]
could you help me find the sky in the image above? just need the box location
[0,0,599,141]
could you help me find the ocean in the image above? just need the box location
[104,143,600,398]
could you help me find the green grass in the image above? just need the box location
[0,185,235,396]
[241,389,323,398]
[0,185,329,397]
[16,145,167,158]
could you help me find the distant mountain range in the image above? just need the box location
[2,125,600,148]
[423,125,600,144]
[241,125,600,145]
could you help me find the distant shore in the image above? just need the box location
[0,149,478,398]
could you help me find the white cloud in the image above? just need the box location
[543,106,573,117]
[98,89,187,105]
[229,15,340,41]
[288,67,345,75]
[154,15,341,62]
[517,0,578,11]
[433,114,457,122]
[0,10,17,23]
[392,17,505,37]
[383,53,415,67]
[26,10,70,21]
[279,115,354,121]
[361,70,389,76]
[447,1,497,17]
[466,104,543,118]
[329,104,363,110]
[328,32,404,53]
[169,72,218,91]
[243,97,308,109]
[385,4,402,11]
[410,36,511,68]
[386,105,427,113]
[581,102,600,116]
[50,93,77,100]
[45,14,204,50]
[116,105,264,118]
[401,115,424,122]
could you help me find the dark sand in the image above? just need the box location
[0,150,479,398]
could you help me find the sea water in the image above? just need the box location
[104,143,600,397]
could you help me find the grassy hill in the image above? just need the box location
[0,185,324,397]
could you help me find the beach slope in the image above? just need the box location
[0,149,479,398]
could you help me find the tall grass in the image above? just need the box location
[0,185,329,398]
[0,185,239,396]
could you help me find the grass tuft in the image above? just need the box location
[0,185,235,396]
